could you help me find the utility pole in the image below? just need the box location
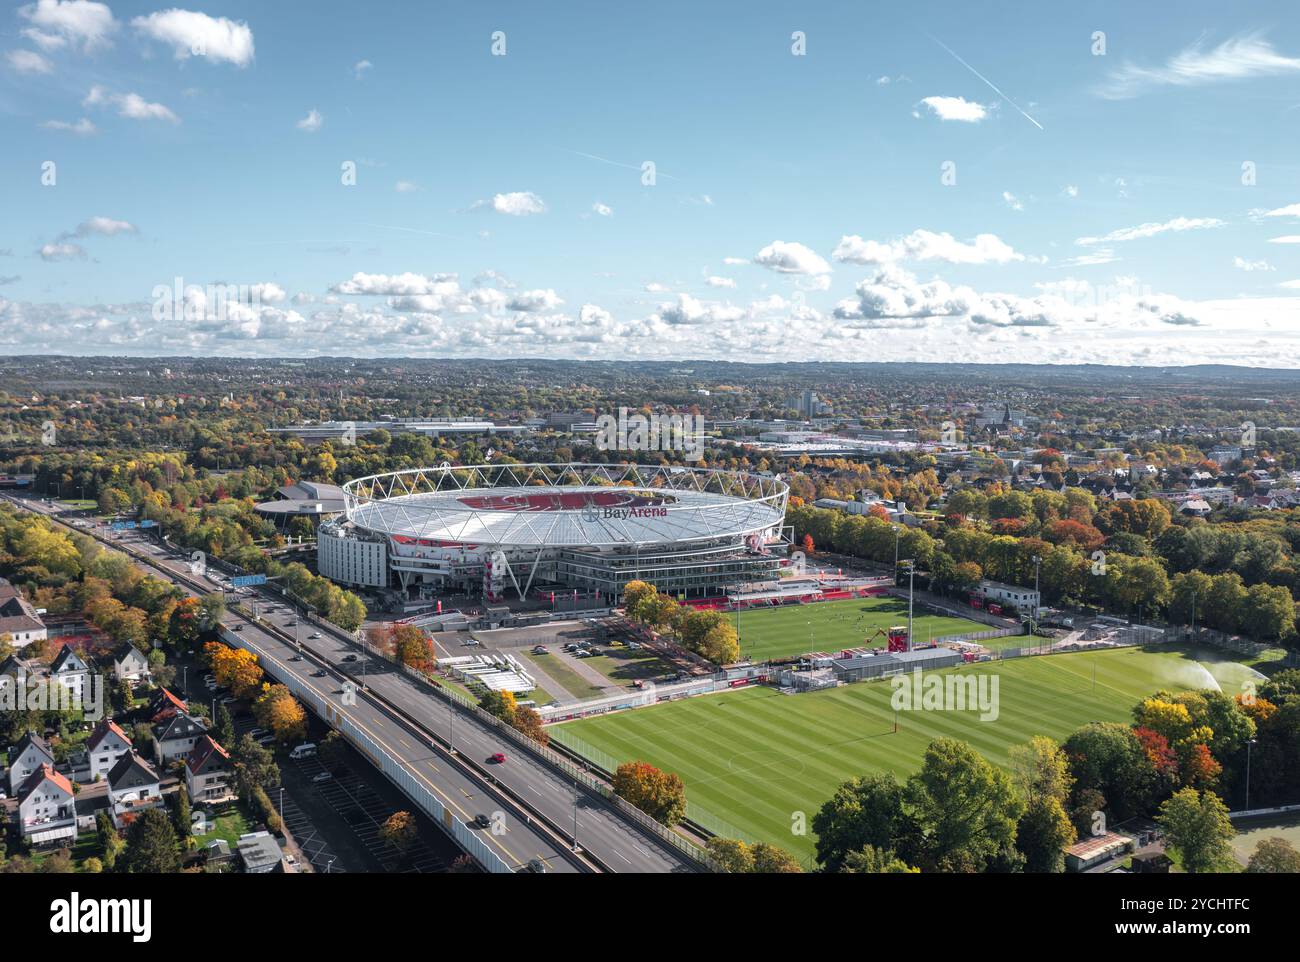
[901,560,915,651]
[1245,738,1256,811]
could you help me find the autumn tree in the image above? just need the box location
[253,684,307,743]
[612,761,686,826]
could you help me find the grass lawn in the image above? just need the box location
[733,595,992,662]
[520,651,605,700]
[552,646,1225,861]
[192,802,253,849]
[1230,813,1300,866]
[583,646,676,687]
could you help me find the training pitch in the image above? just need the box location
[553,646,1238,861]
[733,594,989,662]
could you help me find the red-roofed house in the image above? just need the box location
[148,687,188,723]
[185,735,235,803]
[17,764,77,845]
[86,718,133,781]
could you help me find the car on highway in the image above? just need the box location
[522,858,548,873]
[289,654,303,662]
[489,752,506,764]
[311,669,327,677]
[473,814,492,829]
[232,624,245,632]
[309,632,322,639]
[312,771,332,783]
[286,620,297,627]
[342,654,358,662]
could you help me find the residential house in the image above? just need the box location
[6,730,54,796]
[112,644,151,685]
[49,644,91,702]
[185,734,235,804]
[17,764,77,846]
[148,687,188,722]
[86,718,133,781]
[153,711,209,764]
[0,578,47,649]
[107,750,163,829]
[237,831,286,873]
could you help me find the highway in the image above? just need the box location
[9,495,697,873]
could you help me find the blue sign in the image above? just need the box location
[139,519,158,528]
[231,574,267,587]
[109,520,137,530]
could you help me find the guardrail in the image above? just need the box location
[377,651,713,871]
[221,627,517,873]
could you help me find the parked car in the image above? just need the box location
[531,645,548,654]
[312,771,332,783]
[290,743,317,759]
[256,735,275,746]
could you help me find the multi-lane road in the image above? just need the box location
[8,495,696,874]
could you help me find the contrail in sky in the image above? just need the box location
[927,32,1044,130]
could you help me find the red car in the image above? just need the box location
[489,752,506,764]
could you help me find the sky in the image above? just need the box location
[3,0,1300,366]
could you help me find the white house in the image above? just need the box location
[17,764,77,846]
[973,580,1041,618]
[112,645,151,685]
[6,730,54,796]
[49,645,91,702]
[0,579,46,649]
[86,718,133,781]
[153,712,209,764]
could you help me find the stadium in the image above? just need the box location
[317,463,790,603]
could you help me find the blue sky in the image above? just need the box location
[3,0,1300,365]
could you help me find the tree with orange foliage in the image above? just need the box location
[801,533,815,555]
[203,642,263,699]
[1183,743,1222,790]
[253,683,307,743]
[390,623,436,673]
[612,761,686,826]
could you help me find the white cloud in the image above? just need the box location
[296,108,322,132]
[19,0,116,54]
[1268,235,1300,244]
[833,230,1025,266]
[753,240,831,275]
[6,49,52,74]
[132,10,254,67]
[1234,256,1274,272]
[72,216,135,237]
[918,95,987,122]
[704,276,736,288]
[394,180,419,193]
[84,85,179,123]
[507,289,563,312]
[1263,203,1300,218]
[490,191,546,216]
[331,272,459,296]
[40,117,96,135]
[353,59,372,78]
[1002,191,1024,212]
[1063,185,1079,199]
[1076,216,1224,246]
[1098,33,1300,99]
[249,282,286,304]
[592,202,613,217]
[644,282,670,293]
[39,242,85,261]
[655,293,745,326]
[722,257,747,265]
[1279,280,1300,290]
[1057,249,1119,268]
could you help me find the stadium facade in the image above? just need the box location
[317,463,790,603]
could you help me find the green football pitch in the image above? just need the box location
[552,646,1235,862]
[733,595,991,662]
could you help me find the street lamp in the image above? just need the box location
[900,559,915,651]
[1245,737,1257,811]
[892,524,901,580]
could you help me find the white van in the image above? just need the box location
[289,743,317,759]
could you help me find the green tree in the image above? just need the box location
[121,808,181,874]
[839,844,920,873]
[904,739,1023,873]
[1157,788,1235,874]
[1245,837,1300,873]
[812,772,907,873]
